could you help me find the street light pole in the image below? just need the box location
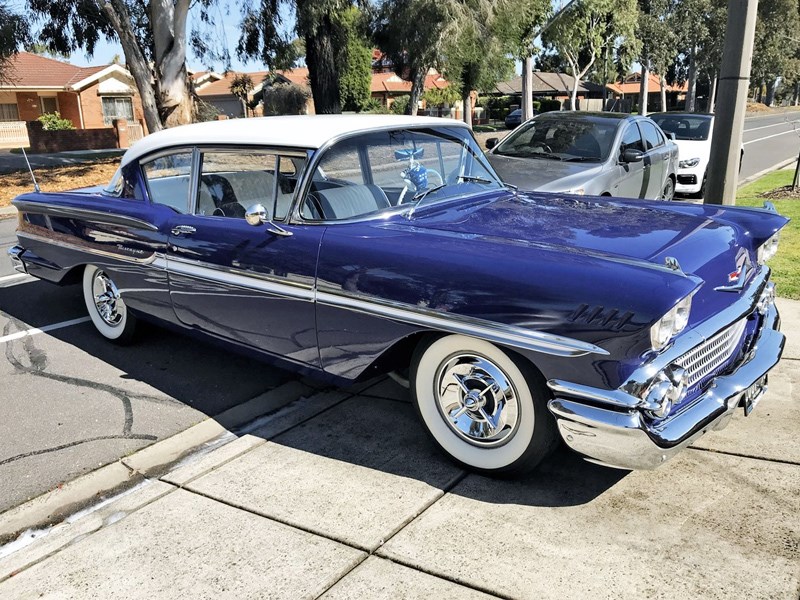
[704,0,759,205]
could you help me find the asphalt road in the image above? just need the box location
[739,111,800,180]
[0,217,291,512]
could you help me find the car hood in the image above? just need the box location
[486,153,605,192]
[405,191,786,323]
[673,139,710,163]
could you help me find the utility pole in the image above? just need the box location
[704,0,759,205]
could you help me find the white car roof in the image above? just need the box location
[121,114,469,167]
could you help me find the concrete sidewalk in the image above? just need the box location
[0,301,798,599]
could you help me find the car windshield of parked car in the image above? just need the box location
[649,115,712,141]
[302,127,502,221]
[492,116,618,162]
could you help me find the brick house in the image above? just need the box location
[0,52,146,147]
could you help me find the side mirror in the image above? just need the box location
[485,137,499,150]
[666,132,676,141]
[245,203,268,226]
[245,203,293,237]
[622,149,644,163]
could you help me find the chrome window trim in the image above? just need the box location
[13,201,159,232]
[316,288,609,358]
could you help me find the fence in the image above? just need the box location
[128,122,144,145]
[0,121,30,149]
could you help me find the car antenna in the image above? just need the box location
[21,147,40,193]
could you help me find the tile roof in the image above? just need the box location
[613,71,689,94]
[370,71,449,94]
[0,52,110,89]
[493,72,603,95]
[195,71,269,97]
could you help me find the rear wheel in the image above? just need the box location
[410,335,558,476]
[83,265,137,344]
[661,176,675,201]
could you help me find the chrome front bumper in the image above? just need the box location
[7,245,27,274]
[547,302,784,470]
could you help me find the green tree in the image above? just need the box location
[372,0,449,115]
[336,6,372,112]
[229,73,255,117]
[635,0,676,114]
[542,0,638,111]
[752,0,800,105]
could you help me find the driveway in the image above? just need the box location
[1,301,798,598]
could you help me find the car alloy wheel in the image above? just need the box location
[83,264,137,344]
[411,334,558,476]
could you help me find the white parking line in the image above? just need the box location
[743,129,798,145]
[0,273,30,284]
[744,120,800,132]
[0,316,91,344]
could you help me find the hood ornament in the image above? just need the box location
[664,257,683,273]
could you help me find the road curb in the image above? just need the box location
[738,157,798,188]
[0,205,17,218]
[0,379,316,545]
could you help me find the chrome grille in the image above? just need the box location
[676,319,747,388]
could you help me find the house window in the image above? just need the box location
[40,96,58,115]
[0,104,19,121]
[102,97,134,125]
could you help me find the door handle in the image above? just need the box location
[171,225,196,236]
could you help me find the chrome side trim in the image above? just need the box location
[547,380,640,408]
[18,231,159,265]
[167,255,314,301]
[13,200,159,232]
[316,289,608,357]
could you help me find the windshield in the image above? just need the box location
[302,127,503,221]
[493,116,619,162]
[649,115,712,141]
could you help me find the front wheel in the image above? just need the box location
[411,335,558,476]
[83,265,137,344]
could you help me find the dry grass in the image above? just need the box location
[0,159,120,208]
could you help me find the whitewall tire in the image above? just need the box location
[83,265,137,344]
[411,334,557,476]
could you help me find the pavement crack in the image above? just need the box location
[0,434,158,467]
[689,446,800,466]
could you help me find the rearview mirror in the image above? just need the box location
[622,149,644,163]
[486,137,499,150]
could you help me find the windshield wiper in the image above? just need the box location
[527,153,563,161]
[406,183,448,218]
[457,175,495,184]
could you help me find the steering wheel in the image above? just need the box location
[533,142,553,153]
[398,169,445,204]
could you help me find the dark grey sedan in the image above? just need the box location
[486,112,679,200]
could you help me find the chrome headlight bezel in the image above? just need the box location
[757,233,780,264]
[678,157,701,168]
[650,294,693,351]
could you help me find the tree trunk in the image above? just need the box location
[102,0,163,133]
[305,15,341,114]
[462,88,472,127]
[407,67,426,116]
[685,45,697,112]
[151,0,192,128]
[639,65,649,116]
[709,73,718,113]
[522,56,534,120]
[794,81,799,106]
[660,75,667,111]
[764,77,778,106]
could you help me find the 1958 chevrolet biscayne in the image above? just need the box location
[8,115,788,475]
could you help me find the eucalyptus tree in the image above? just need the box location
[671,0,713,111]
[752,0,800,105]
[0,3,29,81]
[542,0,638,111]
[635,0,676,114]
[493,0,551,119]
[25,0,226,132]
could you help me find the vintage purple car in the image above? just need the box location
[8,115,788,475]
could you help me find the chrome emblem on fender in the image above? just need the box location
[715,248,751,293]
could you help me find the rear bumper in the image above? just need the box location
[547,301,784,470]
[7,245,27,274]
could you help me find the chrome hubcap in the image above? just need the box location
[92,271,123,327]
[434,354,520,447]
